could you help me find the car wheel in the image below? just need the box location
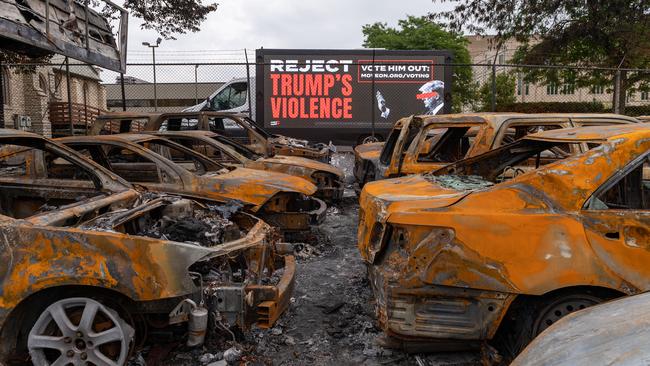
[493,292,604,362]
[28,297,134,366]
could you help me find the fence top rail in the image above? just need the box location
[3,61,650,73]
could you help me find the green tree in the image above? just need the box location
[433,0,650,113]
[479,72,516,111]
[362,15,477,112]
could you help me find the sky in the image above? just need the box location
[125,0,455,63]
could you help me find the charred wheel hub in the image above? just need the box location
[27,297,134,366]
[534,295,601,334]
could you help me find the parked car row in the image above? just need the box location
[0,116,344,364]
[354,112,650,362]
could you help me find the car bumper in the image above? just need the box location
[367,264,514,342]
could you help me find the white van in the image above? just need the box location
[184,77,255,116]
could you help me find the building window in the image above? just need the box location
[38,73,48,94]
[518,81,530,96]
[54,74,63,96]
[641,91,649,101]
[547,83,559,95]
[498,53,506,64]
[590,85,605,94]
[1,67,10,106]
[560,84,575,95]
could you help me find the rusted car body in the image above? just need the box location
[358,124,650,356]
[150,130,344,202]
[0,130,295,364]
[58,134,326,233]
[353,113,639,188]
[512,291,650,366]
[90,111,332,162]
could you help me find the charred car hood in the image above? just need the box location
[253,155,343,177]
[362,174,471,210]
[198,167,317,209]
[354,142,384,163]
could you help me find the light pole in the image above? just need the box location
[143,37,162,111]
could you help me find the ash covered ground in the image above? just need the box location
[131,152,481,366]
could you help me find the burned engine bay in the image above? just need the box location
[79,194,294,336]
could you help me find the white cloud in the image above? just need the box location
[126,0,451,61]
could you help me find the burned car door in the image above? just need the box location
[582,154,650,290]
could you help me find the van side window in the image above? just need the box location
[211,82,248,110]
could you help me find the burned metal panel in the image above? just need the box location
[358,125,650,344]
[0,0,128,72]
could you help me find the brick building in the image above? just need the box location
[1,57,107,136]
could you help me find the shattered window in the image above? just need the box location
[98,118,148,134]
[139,140,223,175]
[104,146,164,183]
[160,118,199,131]
[0,143,102,219]
[499,124,562,146]
[379,128,401,165]
[417,126,477,163]
[210,118,251,145]
[589,156,650,210]
[167,137,240,165]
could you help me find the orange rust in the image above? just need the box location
[358,123,650,344]
[353,113,639,187]
[57,133,325,232]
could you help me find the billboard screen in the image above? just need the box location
[255,49,452,131]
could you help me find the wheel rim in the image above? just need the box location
[28,297,134,366]
[533,295,601,335]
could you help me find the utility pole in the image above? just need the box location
[142,38,162,111]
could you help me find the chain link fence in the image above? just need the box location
[2,58,650,138]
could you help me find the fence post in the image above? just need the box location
[194,64,199,105]
[370,49,376,138]
[65,57,73,136]
[491,62,497,112]
[0,61,4,128]
[120,73,126,111]
[244,49,253,119]
[614,70,621,114]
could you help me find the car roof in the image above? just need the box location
[96,111,162,120]
[0,128,46,139]
[524,123,650,143]
[58,134,159,144]
[412,113,639,130]
[152,130,218,138]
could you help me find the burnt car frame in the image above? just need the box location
[358,124,650,357]
[148,130,344,202]
[353,113,639,188]
[57,134,326,233]
[89,111,332,162]
[0,130,295,364]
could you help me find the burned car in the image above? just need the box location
[150,130,344,202]
[512,291,650,366]
[353,113,639,188]
[358,124,650,358]
[0,130,295,365]
[58,134,326,233]
[90,111,333,162]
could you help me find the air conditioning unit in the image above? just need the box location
[14,115,32,130]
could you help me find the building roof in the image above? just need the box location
[49,56,102,81]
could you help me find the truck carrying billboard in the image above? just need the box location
[255,49,452,145]
[183,49,453,145]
